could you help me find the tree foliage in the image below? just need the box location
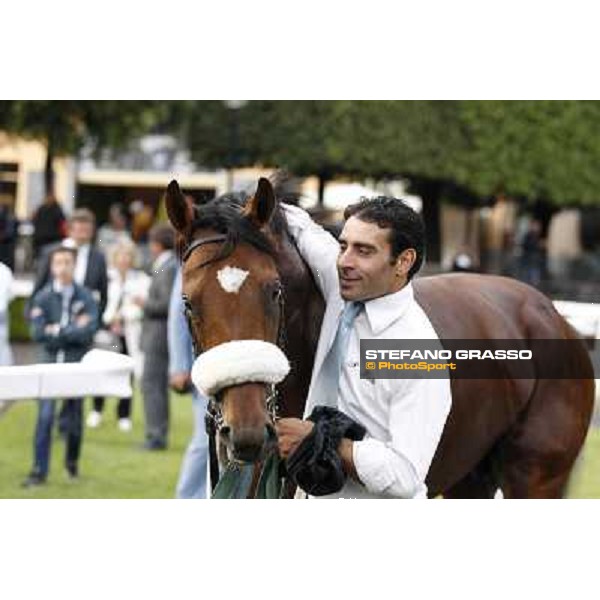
[2,101,599,207]
[185,100,600,207]
[0,100,177,194]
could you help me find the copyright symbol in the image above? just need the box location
[366,362,375,370]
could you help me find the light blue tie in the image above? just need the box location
[310,301,363,410]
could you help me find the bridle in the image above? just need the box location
[179,232,287,490]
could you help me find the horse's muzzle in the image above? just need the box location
[221,424,275,463]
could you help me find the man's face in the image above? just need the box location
[337,216,416,302]
[69,220,94,246]
[50,251,76,284]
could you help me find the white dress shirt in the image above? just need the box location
[282,204,452,499]
[52,279,75,364]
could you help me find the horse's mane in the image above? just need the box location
[186,171,300,265]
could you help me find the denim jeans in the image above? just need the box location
[175,393,208,499]
[33,398,83,477]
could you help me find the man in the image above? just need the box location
[31,208,108,315]
[30,208,108,428]
[140,224,177,450]
[168,267,208,498]
[23,246,99,487]
[275,198,452,499]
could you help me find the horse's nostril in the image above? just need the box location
[220,426,231,438]
[230,427,267,462]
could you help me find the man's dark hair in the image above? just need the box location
[70,208,96,226]
[343,196,426,280]
[149,224,175,251]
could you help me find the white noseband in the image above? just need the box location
[191,340,290,397]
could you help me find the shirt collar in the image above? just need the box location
[53,280,74,296]
[64,238,90,252]
[363,281,415,335]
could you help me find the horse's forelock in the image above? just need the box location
[186,192,278,262]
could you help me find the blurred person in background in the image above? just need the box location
[96,203,132,257]
[519,218,545,287]
[31,195,66,260]
[0,260,13,366]
[140,224,177,450]
[130,200,155,271]
[0,205,18,270]
[31,209,108,314]
[30,209,108,436]
[168,268,208,498]
[22,246,99,487]
[87,240,151,431]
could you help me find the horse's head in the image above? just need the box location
[166,177,289,463]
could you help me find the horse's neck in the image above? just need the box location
[271,223,325,418]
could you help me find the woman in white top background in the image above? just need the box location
[0,260,13,367]
[87,241,150,431]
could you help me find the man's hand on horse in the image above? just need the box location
[275,418,314,459]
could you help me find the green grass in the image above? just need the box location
[0,388,193,498]
[1,387,598,498]
[565,427,600,499]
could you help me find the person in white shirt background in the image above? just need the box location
[276,197,452,499]
[0,260,14,416]
[0,260,14,367]
[87,240,151,431]
[96,203,133,258]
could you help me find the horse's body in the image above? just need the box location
[167,177,594,498]
[415,274,594,498]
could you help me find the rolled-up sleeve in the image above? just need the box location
[352,377,451,499]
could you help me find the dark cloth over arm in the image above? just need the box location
[285,407,366,496]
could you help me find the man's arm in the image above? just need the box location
[168,268,193,392]
[280,204,340,300]
[344,378,452,498]
[29,293,59,346]
[58,293,99,346]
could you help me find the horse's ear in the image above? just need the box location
[165,180,194,234]
[244,177,276,227]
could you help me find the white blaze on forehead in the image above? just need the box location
[217,265,250,294]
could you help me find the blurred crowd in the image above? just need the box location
[0,195,207,498]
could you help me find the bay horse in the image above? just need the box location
[166,175,324,490]
[166,176,595,498]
